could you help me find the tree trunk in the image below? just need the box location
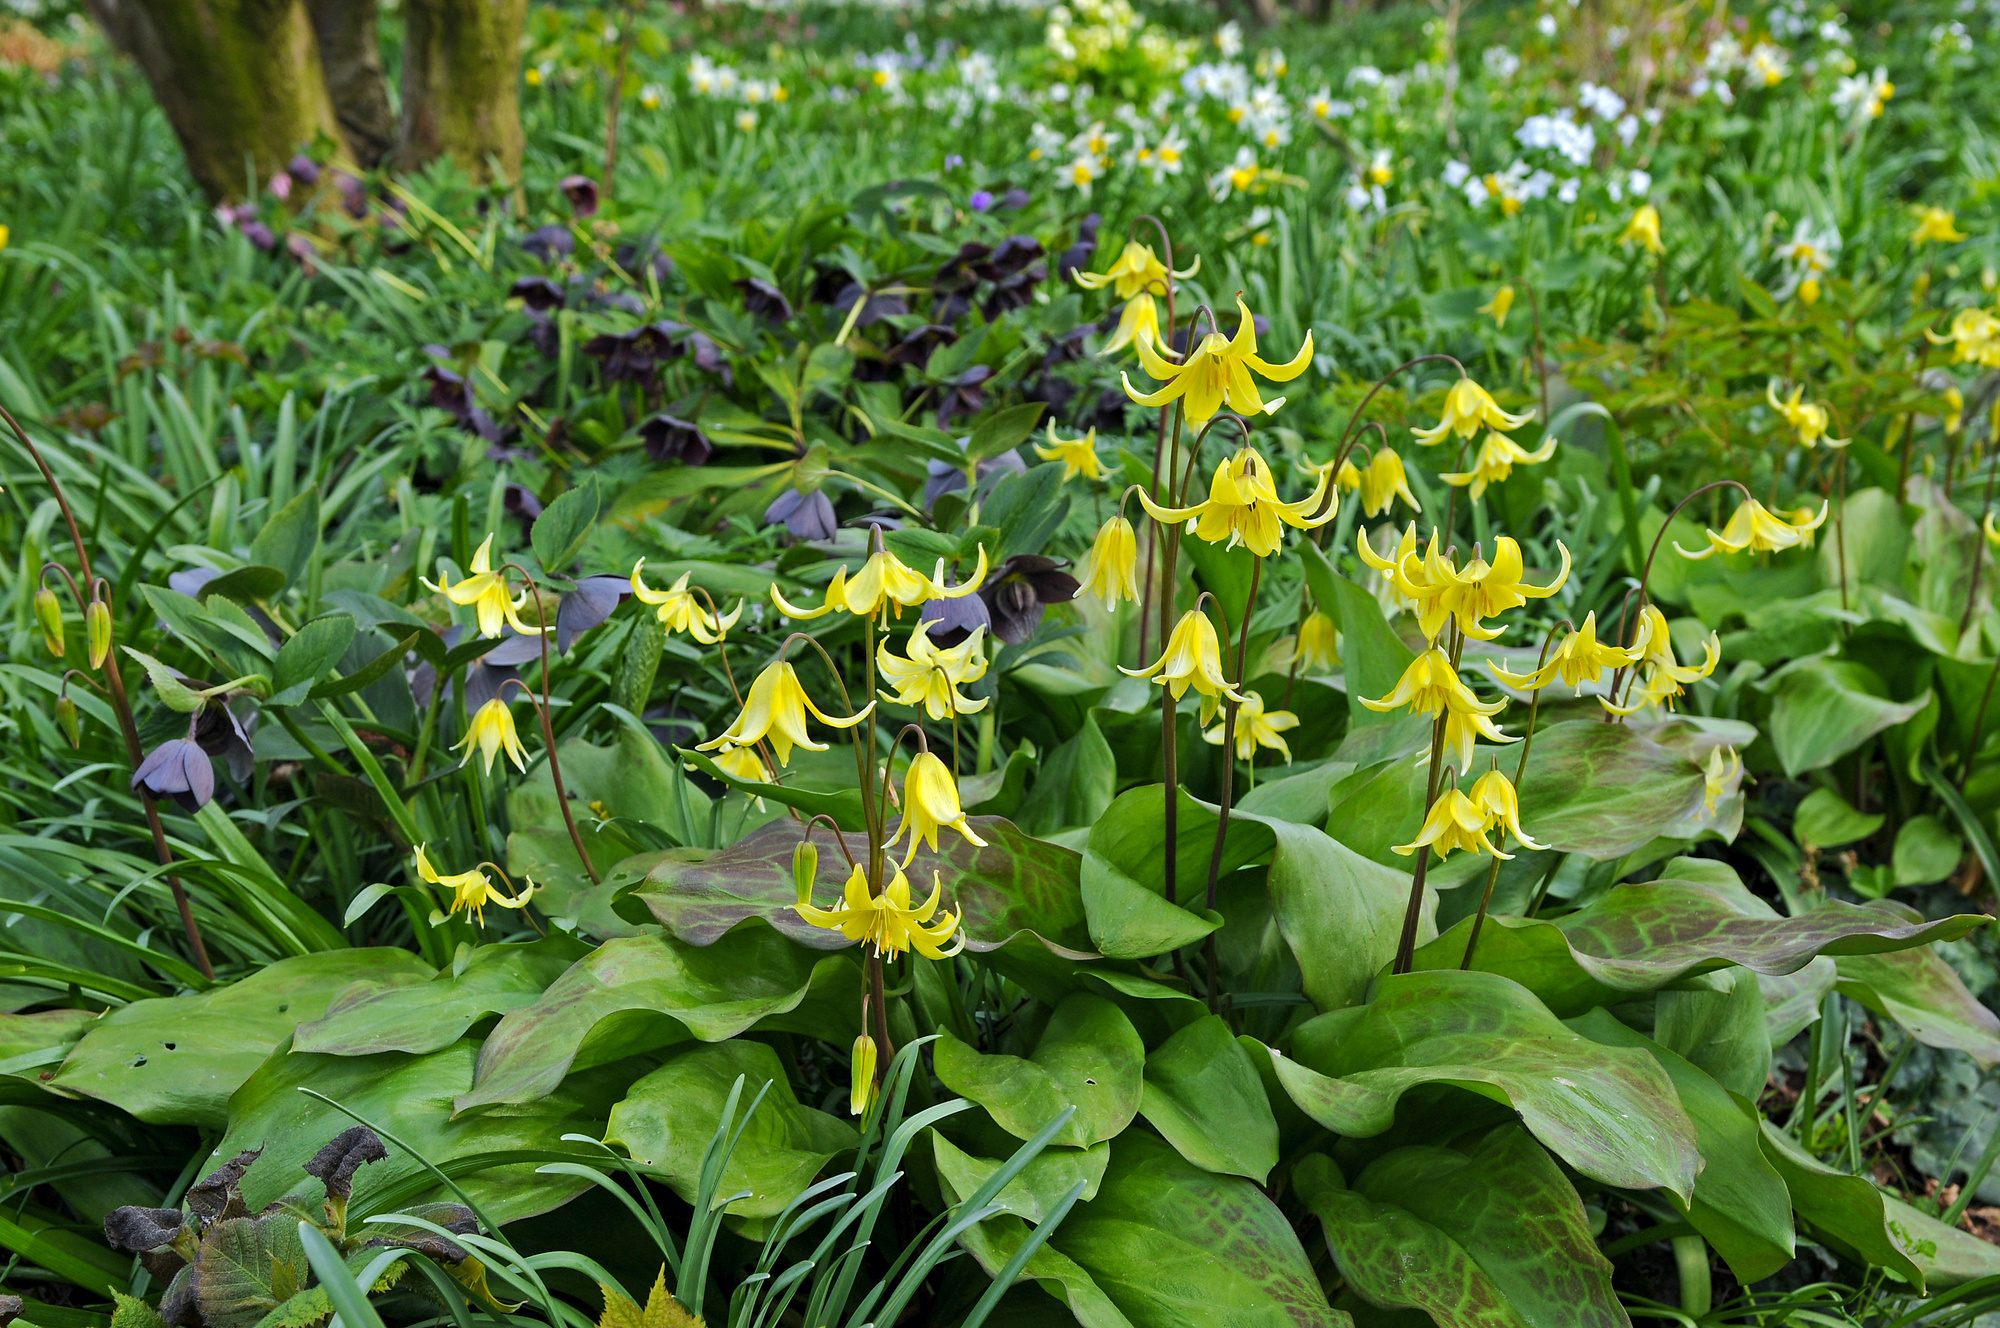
[85,0,346,201]
[397,0,525,185]
[306,0,395,167]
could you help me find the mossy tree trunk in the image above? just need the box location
[397,0,526,185]
[306,0,395,167]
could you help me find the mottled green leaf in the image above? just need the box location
[1269,970,1698,1199]
[1138,1015,1278,1181]
[1757,1122,1926,1289]
[1515,721,1706,860]
[933,1133,1108,1222]
[1836,925,2000,1069]
[1653,969,1771,1101]
[934,994,1144,1148]
[293,938,590,1057]
[1253,810,1421,1013]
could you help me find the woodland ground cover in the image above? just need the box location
[6,0,2000,1323]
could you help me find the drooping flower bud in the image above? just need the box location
[850,1033,879,1117]
[34,587,64,657]
[55,694,79,748]
[86,599,112,670]
[793,840,819,905]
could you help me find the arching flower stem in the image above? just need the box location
[1606,479,1751,709]
[1392,619,1468,975]
[1202,565,1260,1012]
[503,566,599,885]
[1333,353,1468,462]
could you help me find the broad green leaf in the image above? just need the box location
[1235,760,1356,826]
[1138,1015,1278,1181]
[1080,786,1269,959]
[1892,814,1962,886]
[1253,810,1421,1013]
[1877,1190,2000,1290]
[1653,969,1771,1100]
[933,1132,1108,1221]
[293,938,590,1057]
[1269,970,1699,1199]
[531,481,600,573]
[456,927,856,1111]
[604,1040,857,1232]
[1757,1122,1926,1289]
[626,816,1096,959]
[1300,545,1415,733]
[967,401,1048,463]
[1569,1010,1794,1283]
[934,993,1144,1148]
[1763,660,1931,778]
[1836,942,2000,1069]
[210,1038,625,1224]
[1016,713,1117,836]
[1516,720,1706,860]
[1321,757,1427,866]
[958,1215,1138,1328]
[1050,1133,1347,1328]
[52,950,433,1127]
[248,489,321,590]
[1296,1126,1624,1328]
[200,565,288,607]
[269,614,356,706]
[1792,787,1883,849]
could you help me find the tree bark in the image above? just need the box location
[86,0,346,201]
[397,0,525,185]
[306,0,395,167]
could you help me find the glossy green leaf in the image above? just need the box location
[1756,1122,1926,1289]
[52,949,434,1127]
[1836,943,2000,1069]
[958,1214,1138,1328]
[1138,1015,1278,1181]
[1653,969,1771,1101]
[1253,810,1420,1013]
[531,482,600,573]
[935,993,1144,1148]
[1016,712,1117,836]
[248,489,320,591]
[1892,814,1963,886]
[1515,720,1706,859]
[604,1040,857,1231]
[1791,787,1883,849]
[1320,757,1426,866]
[1079,785,1271,958]
[1269,970,1699,1199]
[1235,759,1356,826]
[293,938,590,1057]
[1763,660,1931,778]
[269,614,355,706]
[933,1132,1108,1222]
[1050,1133,1347,1328]
[456,927,856,1111]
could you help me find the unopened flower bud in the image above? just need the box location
[86,600,112,670]
[34,587,64,658]
[55,694,79,748]
[793,840,819,905]
[849,1033,879,1117]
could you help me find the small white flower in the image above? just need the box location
[1442,159,1472,189]
[1535,12,1557,37]
[1215,20,1243,57]
[735,108,758,131]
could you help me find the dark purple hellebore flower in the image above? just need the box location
[503,482,545,523]
[614,240,674,282]
[520,224,575,263]
[889,324,959,368]
[583,320,688,385]
[832,283,909,326]
[765,488,839,541]
[556,575,634,653]
[969,190,995,212]
[133,738,214,814]
[936,364,994,425]
[333,172,368,219]
[559,175,600,218]
[979,554,1081,645]
[239,221,276,252]
[685,331,734,387]
[286,154,321,187]
[736,278,794,322]
[193,700,255,783]
[1058,212,1102,283]
[509,276,565,311]
[997,186,1031,211]
[920,585,991,648]
[1088,388,1132,434]
[639,414,714,466]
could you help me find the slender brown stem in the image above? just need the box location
[1202,560,1262,1012]
[1960,454,2000,635]
[868,954,892,1087]
[1335,354,1468,459]
[2,404,212,978]
[507,570,599,885]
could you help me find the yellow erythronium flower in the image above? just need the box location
[878,622,989,720]
[1363,648,1515,774]
[1122,296,1312,425]
[698,660,874,765]
[1333,457,1363,494]
[1122,608,1247,724]
[1602,606,1721,715]
[1703,745,1740,812]
[1945,385,1964,434]
[708,742,768,783]
[1985,511,2000,549]
[888,750,989,864]
[850,1033,879,1117]
[1075,241,1199,356]
[1074,515,1140,609]
[1139,447,1334,557]
[1203,690,1299,762]
[414,845,536,925]
[1766,383,1845,449]
[455,698,530,774]
[1035,423,1107,482]
[424,535,546,639]
[1468,769,1547,851]
[1441,431,1558,501]
[1411,378,1536,445]
[1911,207,1967,246]
[1928,308,2000,368]
[772,546,988,619]
[630,561,742,644]
[770,565,850,620]
[1676,497,1828,559]
[1488,611,1646,692]
[796,860,965,959]
[1357,448,1421,517]
[1477,285,1515,328]
[1618,203,1664,254]
[1395,787,1511,860]
[1415,537,1571,643]
[1101,293,1163,358]
[1296,611,1340,671]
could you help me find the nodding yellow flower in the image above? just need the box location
[1676,497,1828,560]
[849,1033,879,1117]
[771,565,852,620]
[1361,647,1514,775]
[1945,385,1964,434]
[630,561,742,644]
[1035,422,1107,482]
[1122,608,1247,724]
[33,587,63,657]
[796,860,965,959]
[1357,448,1421,517]
[1602,606,1721,716]
[1372,534,1569,643]
[1911,207,1967,246]
[1333,457,1363,493]
[1928,308,2000,368]
[1075,241,1198,357]
[1702,745,1740,812]
[1488,611,1646,692]
[888,750,989,864]
[1985,511,2000,549]
[1468,769,1546,851]
[414,845,537,925]
[456,698,530,775]
[1139,447,1335,557]
[1296,610,1340,671]
[698,660,874,766]
[1441,432,1558,501]
[86,600,112,670]
[424,535,547,640]
[1395,787,1510,860]
[1203,690,1299,762]
[1477,285,1516,328]
[1121,296,1312,425]
[877,621,989,720]
[707,742,769,783]
[1618,204,1664,255]
[772,546,988,620]
[1074,515,1140,610]
[1765,383,1846,449]
[1411,378,1535,445]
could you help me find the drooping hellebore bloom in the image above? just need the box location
[1073,516,1140,610]
[1073,239,1199,356]
[1675,497,1827,559]
[1362,647,1516,775]
[1122,608,1248,724]
[414,845,537,925]
[1488,611,1646,693]
[555,575,634,654]
[1467,769,1546,851]
[1034,422,1107,482]
[132,738,214,813]
[1911,207,1967,246]
[1618,203,1664,255]
[1139,447,1335,558]
[1395,787,1511,860]
[795,860,966,959]
[1411,378,1536,445]
[1441,432,1558,501]
[889,750,990,864]
[1357,448,1421,517]
[877,621,990,720]
[980,555,1080,645]
[423,535,547,640]
[698,660,874,766]
[629,561,742,644]
[456,698,531,775]
[765,488,840,541]
[1203,690,1299,762]
[1121,296,1312,425]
